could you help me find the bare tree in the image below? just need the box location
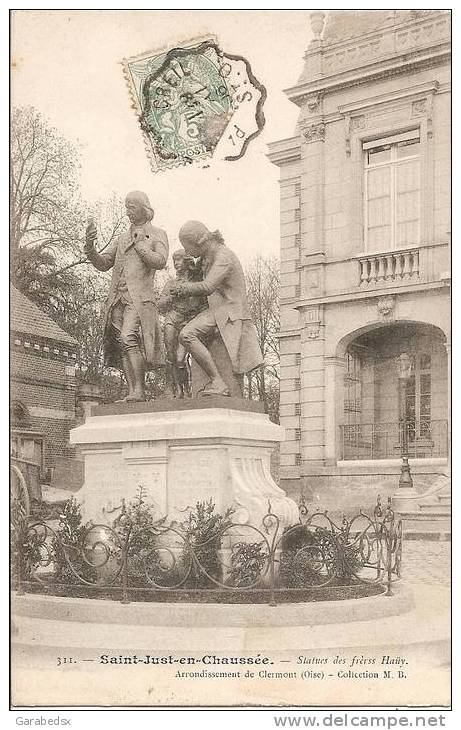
[10,106,134,396]
[10,106,127,299]
[244,256,280,421]
[10,106,82,278]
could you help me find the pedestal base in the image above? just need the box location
[392,486,420,513]
[70,399,298,531]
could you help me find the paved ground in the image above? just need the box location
[12,581,450,706]
[402,540,451,585]
[41,485,74,503]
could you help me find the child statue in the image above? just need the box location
[158,249,208,397]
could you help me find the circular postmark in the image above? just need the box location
[123,39,267,172]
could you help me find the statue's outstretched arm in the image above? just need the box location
[85,237,118,272]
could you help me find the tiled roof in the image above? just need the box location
[10,286,78,346]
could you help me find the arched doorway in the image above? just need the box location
[339,322,448,461]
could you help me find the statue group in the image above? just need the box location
[84,191,263,402]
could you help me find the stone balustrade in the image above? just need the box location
[321,12,450,76]
[359,249,419,286]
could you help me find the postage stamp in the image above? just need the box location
[123,38,267,172]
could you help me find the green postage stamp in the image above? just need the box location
[123,38,267,172]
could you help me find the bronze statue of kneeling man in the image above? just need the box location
[170,220,263,397]
[84,191,168,402]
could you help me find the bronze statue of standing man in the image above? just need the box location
[84,191,168,401]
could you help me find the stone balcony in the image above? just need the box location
[358,248,420,287]
[288,242,451,304]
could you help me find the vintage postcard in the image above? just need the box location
[10,9,451,710]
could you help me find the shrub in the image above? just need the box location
[280,525,338,587]
[180,500,234,588]
[113,486,179,588]
[52,498,97,584]
[280,523,365,587]
[334,535,365,584]
[228,541,267,587]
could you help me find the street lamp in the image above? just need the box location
[396,352,413,489]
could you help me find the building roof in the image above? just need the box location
[10,285,78,346]
[322,10,435,45]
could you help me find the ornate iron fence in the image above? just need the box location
[11,494,402,606]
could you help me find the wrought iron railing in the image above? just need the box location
[11,495,402,605]
[340,420,448,460]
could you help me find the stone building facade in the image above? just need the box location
[268,10,450,511]
[11,286,79,478]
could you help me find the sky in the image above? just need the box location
[11,10,312,263]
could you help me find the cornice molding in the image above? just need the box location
[11,333,78,361]
[293,81,450,130]
[285,47,450,107]
[337,80,440,116]
[338,80,441,154]
[267,137,302,166]
[11,374,76,392]
[276,329,301,340]
[293,280,449,310]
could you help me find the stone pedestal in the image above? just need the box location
[391,485,420,513]
[69,398,298,530]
